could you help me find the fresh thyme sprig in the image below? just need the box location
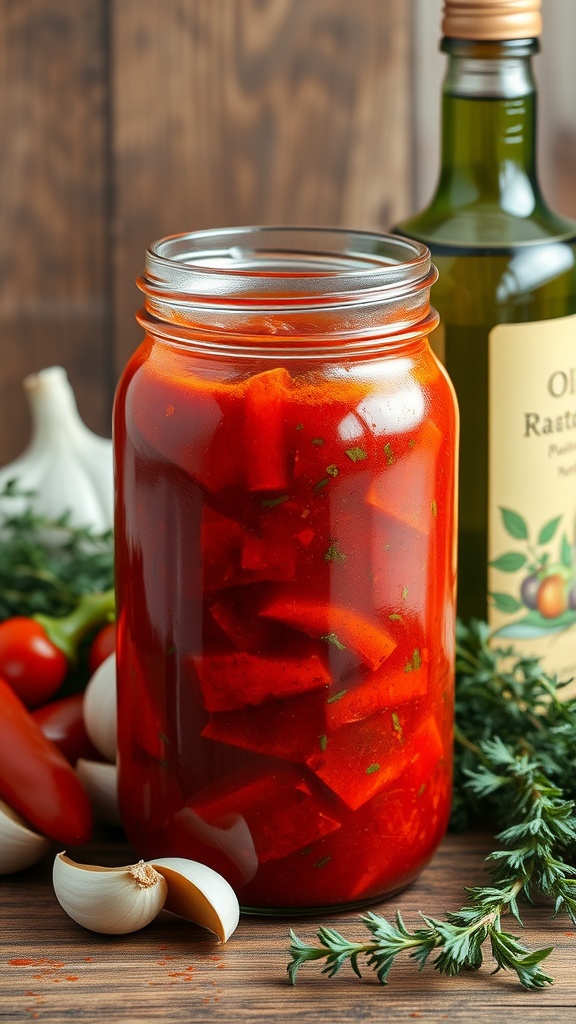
[288,901,553,990]
[288,619,576,990]
[0,480,113,619]
[452,619,576,830]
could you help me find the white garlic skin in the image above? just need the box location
[75,759,120,826]
[150,857,240,942]
[83,653,117,763]
[53,853,167,934]
[0,799,51,875]
[0,366,113,533]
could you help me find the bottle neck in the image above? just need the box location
[436,38,541,214]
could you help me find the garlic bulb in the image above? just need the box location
[0,366,113,533]
[75,760,120,826]
[0,799,51,875]
[53,853,240,941]
[83,653,117,763]
[53,853,168,934]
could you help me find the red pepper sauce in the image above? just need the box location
[114,331,457,911]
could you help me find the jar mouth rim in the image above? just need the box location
[140,226,435,305]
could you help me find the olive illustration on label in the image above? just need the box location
[520,574,540,610]
[490,508,576,636]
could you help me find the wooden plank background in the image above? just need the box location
[0,0,574,465]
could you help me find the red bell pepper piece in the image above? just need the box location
[209,591,274,651]
[240,531,296,582]
[260,594,396,670]
[326,650,429,730]
[306,711,443,810]
[243,368,291,492]
[202,690,328,762]
[192,650,330,712]
[189,764,341,863]
[366,420,443,534]
[0,678,93,844]
[128,362,244,493]
[201,508,244,591]
[202,508,296,592]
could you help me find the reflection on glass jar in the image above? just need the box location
[114,226,459,914]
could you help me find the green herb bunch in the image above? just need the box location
[288,620,576,990]
[0,480,113,620]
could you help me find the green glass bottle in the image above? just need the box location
[396,0,576,679]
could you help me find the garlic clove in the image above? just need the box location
[75,759,121,826]
[174,806,258,885]
[53,853,167,934]
[150,856,240,942]
[83,653,117,763]
[0,799,52,875]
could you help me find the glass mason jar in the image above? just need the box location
[114,226,458,914]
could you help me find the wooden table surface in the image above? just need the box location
[2,831,575,1024]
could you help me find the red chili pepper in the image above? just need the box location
[0,677,93,845]
[33,694,102,766]
[88,622,116,676]
[0,589,115,709]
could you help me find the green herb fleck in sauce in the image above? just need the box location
[321,633,347,651]
[261,495,289,508]
[345,447,367,462]
[325,540,346,563]
[326,689,347,704]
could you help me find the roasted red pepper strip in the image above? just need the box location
[366,420,443,534]
[243,367,291,492]
[260,595,396,670]
[0,678,93,844]
[188,764,341,863]
[192,650,330,712]
[306,712,443,811]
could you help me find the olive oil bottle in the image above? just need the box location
[396,0,576,678]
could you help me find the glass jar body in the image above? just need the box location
[114,229,458,913]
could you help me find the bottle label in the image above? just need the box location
[488,313,576,679]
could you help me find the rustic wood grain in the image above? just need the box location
[1,833,575,1023]
[0,0,573,462]
[110,0,412,369]
[0,0,113,463]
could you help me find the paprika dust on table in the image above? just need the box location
[113,227,458,913]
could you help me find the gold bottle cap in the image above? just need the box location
[442,1,542,40]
